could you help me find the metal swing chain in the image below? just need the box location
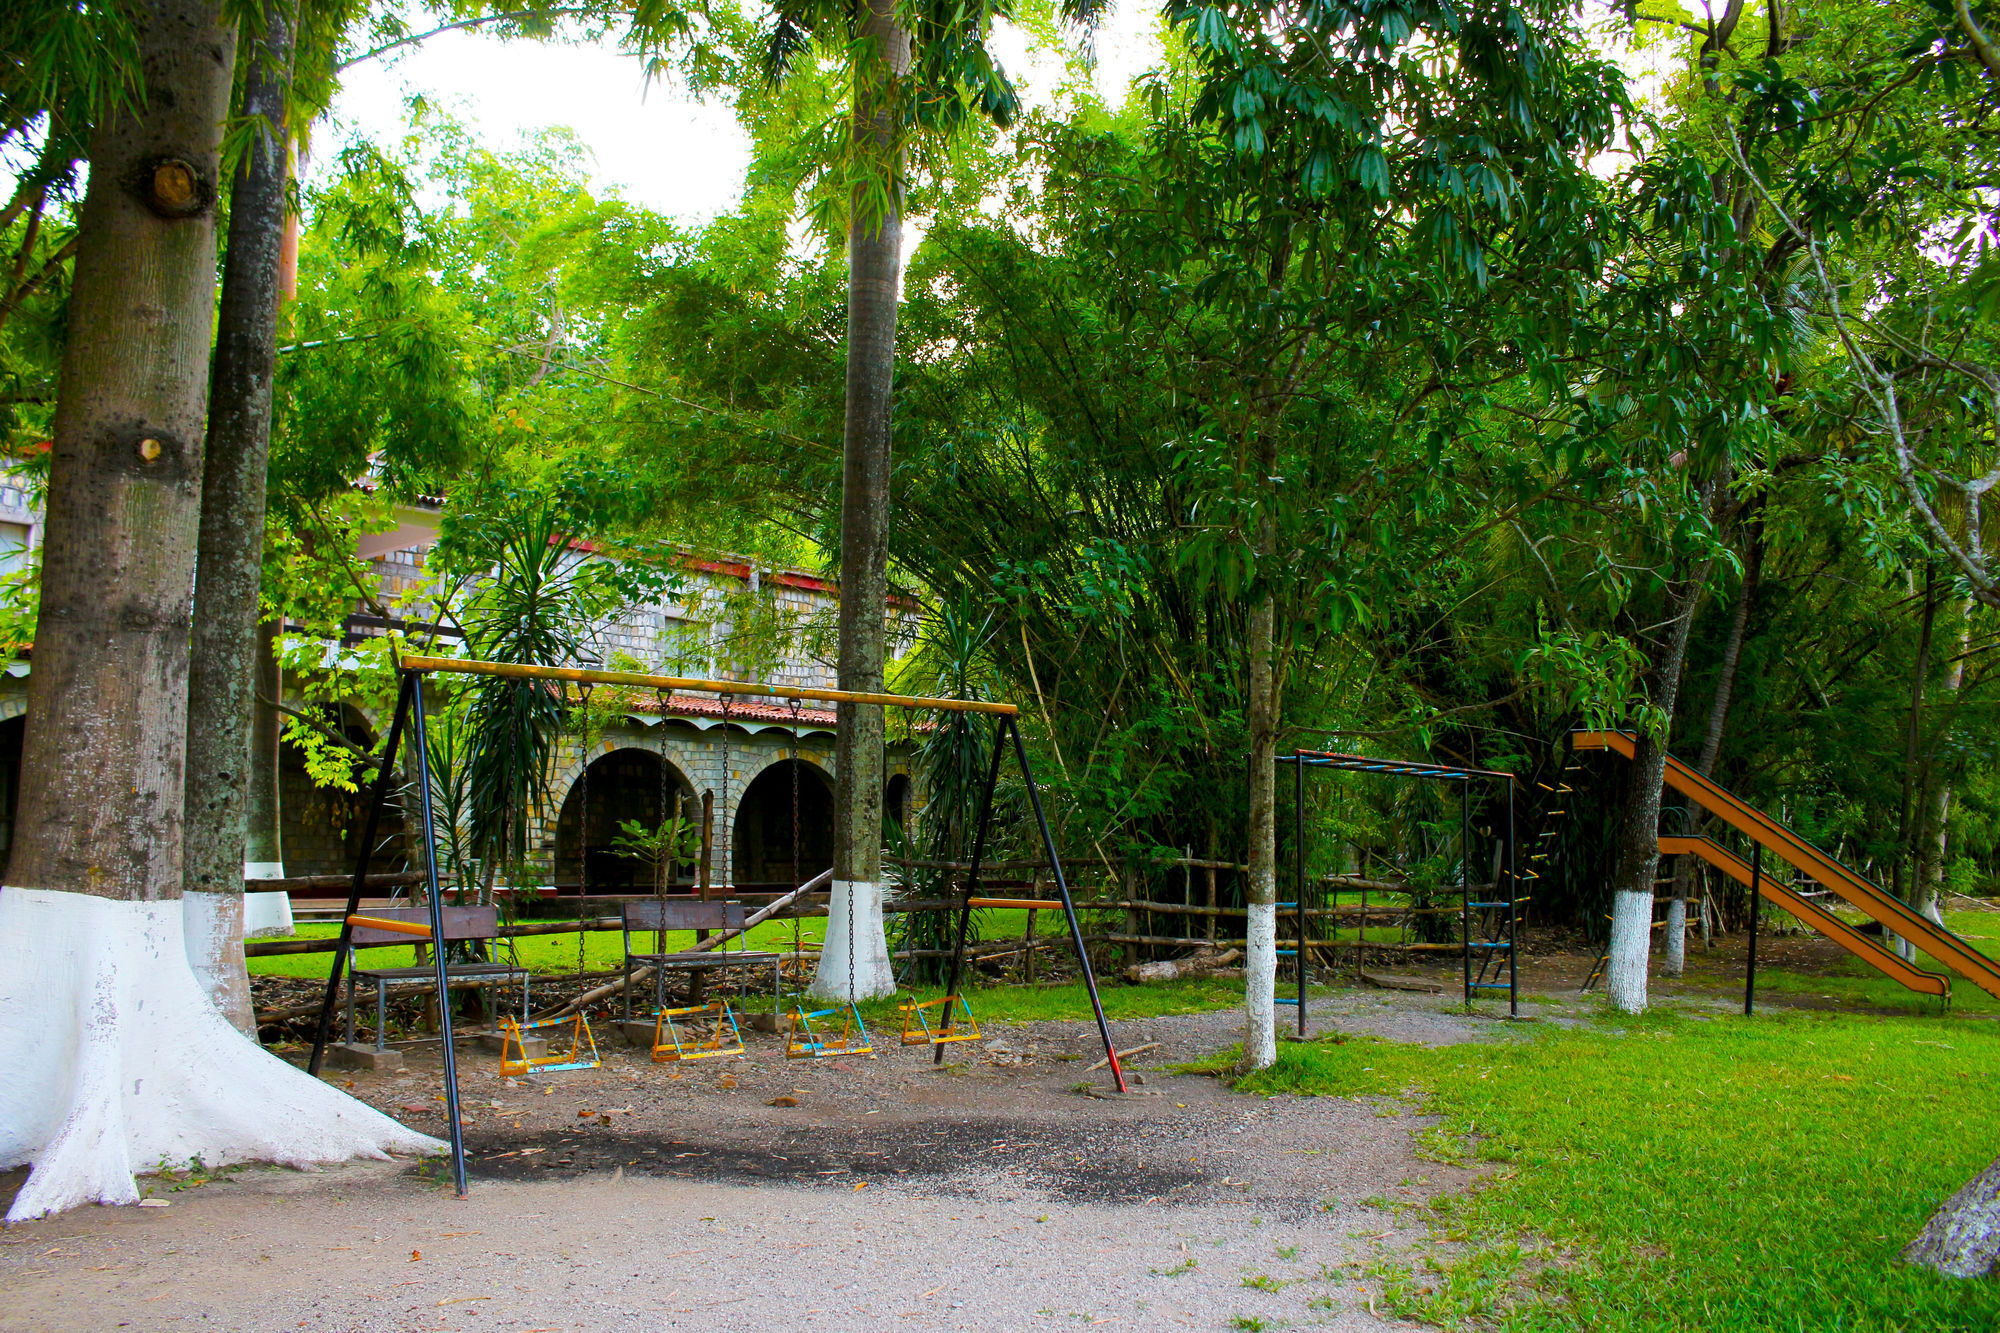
[791,695,804,997]
[656,687,671,957]
[575,682,593,991]
[717,692,731,896]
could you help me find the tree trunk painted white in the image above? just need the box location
[0,887,437,1221]
[813,0,910,1007]
[1663,895,1687,977]
[1604,565,1707,1015]
[807,879,896,1001]
[1243,898,1277,1065]
[181,889,249,1026]
[181,0,296,1034]
[1241,563,1280,1072]
[1905,1153,2000,1277]
[1605,889,1654,1015]
[0,0,436,1218]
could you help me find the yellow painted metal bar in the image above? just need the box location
[346,914,432,938]
[395,650,1018,716]
[965,897,1057,911]
[1577,729,2000,999]
[1658,836,1949,998]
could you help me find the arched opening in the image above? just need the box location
[0,714,23,881]
[732,759,833,889]
[885,772,912,830]
[554,747,697,893]
[280,703,406,878]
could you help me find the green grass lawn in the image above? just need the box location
[1236,1009,2000,1331]
[1674,906,2000,1016]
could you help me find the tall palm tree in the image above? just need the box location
[765,0,1102,999]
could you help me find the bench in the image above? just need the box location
[622,899,783,1020]
[343,906,531,1051]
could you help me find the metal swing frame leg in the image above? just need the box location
[307,669,467,1199]
[939,716,1126,1093]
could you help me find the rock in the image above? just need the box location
[325,1042,403,1072]
[480,1033,549,1061]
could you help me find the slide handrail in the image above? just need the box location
[1657,835,1949,998]
[1577,729,2000,1000]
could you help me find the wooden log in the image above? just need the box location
[1086,1041,1159,1071]
[1359,971,1444,994]
[247,872,426,892]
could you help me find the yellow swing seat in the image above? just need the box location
[898,993,982,1046]
[651,1000,745,1062]
[498,1012,600,1076]
[785,1002,873,1059]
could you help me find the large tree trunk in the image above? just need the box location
[1241,576,1280,1071]
[811,0,909,1003]
[182,0,295,1033]
[1906,1153,2000,1277]
[1891,562,1940,961]
[1605,569,1706,1014]
[1666,523,1760,975]
[1914,595,1971,927]
[0,0,432,1221]
[245,614,286,876]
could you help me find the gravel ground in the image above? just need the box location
[0,992,1520,1333]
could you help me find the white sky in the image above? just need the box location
[317,3,1167,224]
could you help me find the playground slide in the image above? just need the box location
[1575,729,2000,1001]
[1656,834,1949,999]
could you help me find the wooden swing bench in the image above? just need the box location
[619,899,784,1020]
[341,906,530,1052]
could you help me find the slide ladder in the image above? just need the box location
[1576,730,1999,1000]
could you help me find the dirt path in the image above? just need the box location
[1,1005,1481,1332]
[0,968,1825,1332]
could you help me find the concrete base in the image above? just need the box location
[746,1011,784,1034]
[616,1020,658,1049]
[325,1043,404,1072]
[477,1034,547,1060]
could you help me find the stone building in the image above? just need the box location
[0,493,916,895]
[293,505,916,893]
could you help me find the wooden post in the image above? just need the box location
[1356,881,1367,979]
[1023,865,1040,983]
[699,790,714,900]
[1122,861,1138,968]
[1206,863,1217,942]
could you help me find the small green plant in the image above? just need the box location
[1241,1272,1285,1292]
[1275,1244,1299,1261]
[1228,1317,1267,1331]
[610,814,703,892]
[1150,1257,1197,1277]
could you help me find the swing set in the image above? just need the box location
[306,647,1125,1198]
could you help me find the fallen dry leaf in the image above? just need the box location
[767,1095,799,1108]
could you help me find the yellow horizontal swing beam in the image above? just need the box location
[394,651,1020,716]
[964,897,1058,912]
[346,914,432,938]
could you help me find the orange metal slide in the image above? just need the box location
[1576,730,2000,1001]
[1656,834,1949,998]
